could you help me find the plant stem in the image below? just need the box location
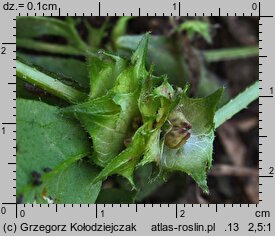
[214,81,259,128]
[16,60,87,104]
[17,39,84,56]
[204,46,258,62]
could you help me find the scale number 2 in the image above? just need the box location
[1,47,6,54]
[269,167,274,176]
[179,209,185,217]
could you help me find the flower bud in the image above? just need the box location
[164,110,191,149]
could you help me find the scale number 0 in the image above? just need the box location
[20,209,26,217]
[173,2,257,12]
[252,2,258,10]
[1,207,7,215]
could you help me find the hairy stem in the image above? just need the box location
[16,60,87,104]
[214,81,259,128]
[204,46,258,62]
[16,39,84,56]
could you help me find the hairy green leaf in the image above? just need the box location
[63,92,139,167]
[88,53,126,98]
[161,88,223,192]
[96,188,136,204]
[16,99,101,203]
[116,35,188,87]
[63,34,150,168]
[92,124,147,187]
[134,164,165,202]
[43,160,101,204]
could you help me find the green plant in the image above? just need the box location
[16,17,258,203]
